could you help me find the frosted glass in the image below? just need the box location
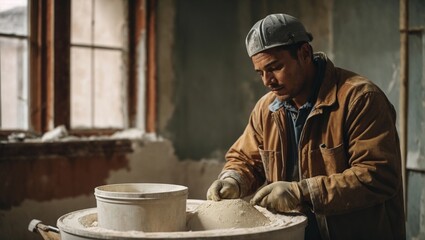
[0,0,28,35]
[71,47,92,128]
[71,0,92,45]
[93,49,124,128]
[0,37,28,129]
[93,0,127,48]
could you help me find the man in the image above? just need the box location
[207,13,405,239]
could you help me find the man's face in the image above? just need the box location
[252,47,309,102]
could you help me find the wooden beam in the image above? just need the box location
[128,0,146,128]
[44,0,54,132]
[29,0,42,132]
[53,0,71,129]
[146,0,157,133]
[29,0,52,133]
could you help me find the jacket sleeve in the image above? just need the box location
[219,101,267,197]
[304,90,402,215]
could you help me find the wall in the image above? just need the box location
[405,0,425,239]
[158,0,264,160]
[332,1,425,239]
[157,0,333,160]
[0,135,223,239]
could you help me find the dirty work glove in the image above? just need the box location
[206,178,240,201]
[250,181,302,213]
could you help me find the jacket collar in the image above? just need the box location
[314,52,337,109]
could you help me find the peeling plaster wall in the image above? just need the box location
[0,139,223,240]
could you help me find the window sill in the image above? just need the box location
[0,139,133,160]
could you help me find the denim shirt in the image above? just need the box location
[268,55,325,181]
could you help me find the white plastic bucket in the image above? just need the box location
[94,183,188,232]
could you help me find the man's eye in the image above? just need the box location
[271,65,283,72]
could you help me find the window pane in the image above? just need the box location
[71,0,92,45]
[71,47,92,128]
[93,49,125,128]
[0,0,28,35]
[0,37,28,129]
[94,0,127,48]
[71,48,125,129]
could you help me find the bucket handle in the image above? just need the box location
[28,219,60,240]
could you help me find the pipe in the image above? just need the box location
[399,0,408,217]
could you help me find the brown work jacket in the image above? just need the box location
[220,53,406,239]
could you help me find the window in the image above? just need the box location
[71,0,128,129]
[0,0,29,130]
[0,0,154,136]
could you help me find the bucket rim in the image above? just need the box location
[94,183,188,199]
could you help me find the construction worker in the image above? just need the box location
[207,13,405,239]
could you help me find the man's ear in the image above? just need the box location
[300,43,311,62]
[297,43,311,65]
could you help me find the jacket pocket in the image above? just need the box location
[259,146,281,183]
[310,143,348,175]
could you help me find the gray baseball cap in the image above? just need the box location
[245,14,313,57]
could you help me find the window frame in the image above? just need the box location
[0,0,157,138]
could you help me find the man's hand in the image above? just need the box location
[206,178,240,201]
[250,181,302,213]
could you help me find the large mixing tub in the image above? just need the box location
[57,199,307,240]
